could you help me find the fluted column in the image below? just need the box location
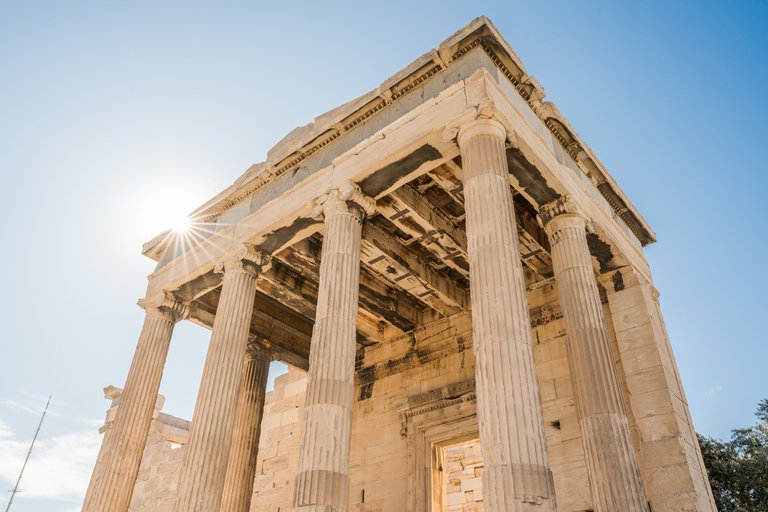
[458,118,556,512]
[220,342,272,512]
[82,292,187,512]
[539,197,648,512]
[174,246,271,512]
[292,182,375,512]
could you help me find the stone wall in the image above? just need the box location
[349,311,476,512]
[445,440,484,512]
[91,386,190,512]
[246,282,645,512]
[128,412,189,512]
[528,282,592,511]
[250,368,306,512]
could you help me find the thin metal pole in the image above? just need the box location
[5,395,51,512]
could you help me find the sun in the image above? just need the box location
[172,216,191,233]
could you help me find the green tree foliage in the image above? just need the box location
[698,399,768,511]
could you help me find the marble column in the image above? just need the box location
[292,182,375,512]
[539,197,648,512]
[82,292,187,512]
[458,118,556,512]
[220,342,272,512]
[174,246,270,512]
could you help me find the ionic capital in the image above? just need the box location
[138,291,189,323]
[537,195,588,236]
[310,181,375,221]
[443,100,513,148]
[245,341,272,363]
[214,245,272,276]
[456,117,507,149]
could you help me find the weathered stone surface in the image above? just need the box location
[293,186,373,512]
[221,343,272,512]
[86,16,715,512]
[446,441,485,511]
[251,369,304,511]
[100,274,709,512]
[174,248,269,512]
[599,267,716,512]
[540,199,648,512]
[459,118,555,512]
[83,293,186,512]
[127,414,188,512]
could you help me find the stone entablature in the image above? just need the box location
[143,17,653,272]
[140,20,654,307]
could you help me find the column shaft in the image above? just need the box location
[174,255,262,512]
[542,209,648,512]
[293,190,366,512]
[459,119,556,512]
[220,344,271,512]
[82,294,184,512]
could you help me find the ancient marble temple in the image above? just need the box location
[83,17,716,512]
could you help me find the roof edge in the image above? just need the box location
[142,15,656,258]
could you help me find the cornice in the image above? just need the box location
[142,229,172,262]
[142,16,655,262]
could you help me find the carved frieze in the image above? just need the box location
[529,303,564,328]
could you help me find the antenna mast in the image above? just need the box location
[5,395,51,512]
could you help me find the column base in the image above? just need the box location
[293,470,349,511]
[483,463,556,512]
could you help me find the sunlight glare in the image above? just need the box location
[172,215,191,233]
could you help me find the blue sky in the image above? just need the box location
[1,1,766,510]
